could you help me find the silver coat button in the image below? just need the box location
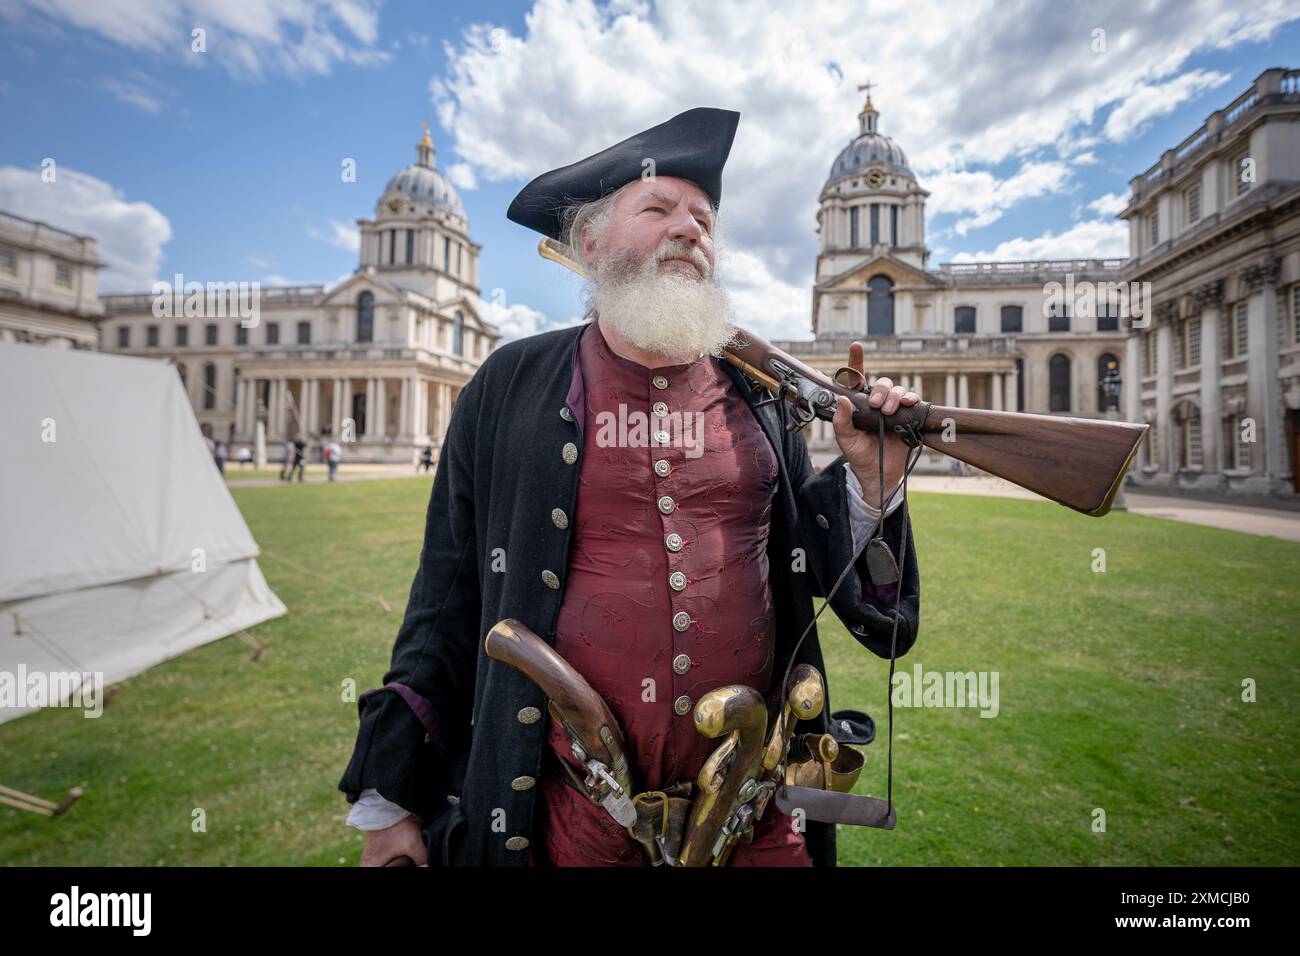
[652,375,669,389]
[551,508,569,529]
[672,611,692,632]
[816,514,830,529]
[654,459,670,477]
[511,775,536,791]
[517,706,541,724]
[672,653,692,675]
[542,569,560,589]
[669,571,687,591]
[559,406,574,422]
[673,695,693,716]
[652,401,669,418]
[665,532,683,552]
[657,496,675,515]
[505,836,530,851]
[562,442,578,465]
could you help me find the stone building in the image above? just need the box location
[0,212,104,349]
[1119,67,1300,496]
[100,124,499,463]
[776,92,1131,461]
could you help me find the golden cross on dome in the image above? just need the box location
[857,80,875,109]
[421,117,433,147]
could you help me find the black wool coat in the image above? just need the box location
[338,323,921,867]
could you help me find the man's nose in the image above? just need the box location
[664,207,706,245]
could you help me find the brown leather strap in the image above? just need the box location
[774,784,897,829]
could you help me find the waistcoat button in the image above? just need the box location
[668,571,687,591]
[652,401,669,418]
[654,459,670,477]
[673,695,693,716]
[657,496,675,515]
[665,532,683,551]
[672,653,692,675]
[672,611,692,632]
[652,375,669,389]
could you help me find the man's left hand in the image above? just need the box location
[831,341,920,505]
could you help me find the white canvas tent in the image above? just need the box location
[0,344,286,723]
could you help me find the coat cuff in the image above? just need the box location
[337,687,447,823]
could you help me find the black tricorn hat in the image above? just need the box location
[506,107,741,242]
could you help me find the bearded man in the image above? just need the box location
[339,107,922,867]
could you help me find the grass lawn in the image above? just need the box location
[1,477,1296,866]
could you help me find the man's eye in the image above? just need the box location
[645,206,666,214]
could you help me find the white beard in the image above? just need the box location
[586,244,736,360]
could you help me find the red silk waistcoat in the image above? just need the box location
[530,321,811,867]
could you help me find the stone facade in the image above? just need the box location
[0,212,104,349]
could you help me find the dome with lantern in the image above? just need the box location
[378,122,466,220]
[826,91,914,187]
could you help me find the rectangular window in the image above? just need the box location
[0,248,15,274]
[405,229,414,265]
[1228,415,1251,469]
[1148,208,1159,247]
[1228,301,1248,358]
[236,324,248,346]
[456,243,462,276]
[388,229,396,265]
[954,306,976,334]
[297,320,311,344]
[1186,317,1201,366]
[1184,417,1202,468]
[117,326,130,348]
[1173,321,1186,369]
[890,205,899,246]
[54,261,72,287]
[869,204,880,245]
[1143,330,1157,377]
[1000,305,1022,333]
[1048,305,1070,333]
[205,323,218,346]
[1234,153,1251,196]
[1148,421,1159,469]
[175,325,188,346]
[443,236,450,272]
[146,325,159,347]
[1186,183,1200,224]
[1097,301,1119,332]
[266,322,280,345]
[850,207,859,248]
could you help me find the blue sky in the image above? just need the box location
[1,0,1296,341]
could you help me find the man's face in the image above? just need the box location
[582,176,716,279]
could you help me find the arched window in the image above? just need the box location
[1048,354,1071,412]
[1097,353,1121,413]
[452,311,464,356]
[357,291,374,343]
[866,276,894,336]
[202,362,217,410]
[1000,305,1023,333]
[954,306,976,334]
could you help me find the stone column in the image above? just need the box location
[399,377,411,437]
[376,378,388,437]
[991,372,1004,411]
[1123,336,1141,424]
[365,378,376,438]
[1156,318,1174,476]
[1246,285,1281,485]
[1198,305,1221,475]
[945,373,956,407]
[958,374,970,408]
[1005,366,1018,412]
[332,378,344,437]
[307,378,320,436]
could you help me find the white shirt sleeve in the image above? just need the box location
[844,462,905,556]
[346,788,414,831]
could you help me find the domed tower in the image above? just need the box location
[357,121,480,301]
[816,87,929,277]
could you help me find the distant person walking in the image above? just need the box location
[214,442,228,475]
[238,446,252,468]
[325,440,342,482]
[280,439,295,481]
[418,445,434,473]
[290,438,306,483]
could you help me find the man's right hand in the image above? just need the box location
[360,815,428,867]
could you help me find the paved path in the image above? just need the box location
[904,475,1300,542]
[225,463,431,489]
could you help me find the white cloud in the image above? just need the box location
[926,162,1070,235]
[0,165,171,293]
[1087,191,1130,217]
[102,77,161,114]
[308,218,360,252]
[446,162,478,190]
[476,292,583,341]
[4,0,390,78]
[1103,69,1233,141]
[948,219,1130,263]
